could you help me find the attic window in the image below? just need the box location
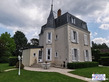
[82,22,86,29]
[71,17,76,24]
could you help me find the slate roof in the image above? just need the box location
[39,10,88,35]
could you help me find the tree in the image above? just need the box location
[0,40,6,57]
[13,31,28,56]
[30,38,39,46]
[0,32,16,62]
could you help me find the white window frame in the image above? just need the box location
[71,30,79,43]
[46,32,52,44]
[46,48,52,61]
[84,34,88,45]
[72,48,80,62]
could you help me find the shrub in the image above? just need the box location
[0,56,9,63]
[101,57,109,66]
[16,62,24,69]
[9,57,18,66]
[67,62,98,69]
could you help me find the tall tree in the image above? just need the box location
[30,38,39,46]
[0,32,16,62]
[13,31,28,56]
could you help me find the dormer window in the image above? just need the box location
[81,22,86,29]
[71,17,76,24]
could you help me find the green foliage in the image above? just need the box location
[9,57,18,66]
[100,57,109,66]
[67,62,98,69]
[92,49,100,62]
[13,31,27,56]
[92,41,109,49]
[0,32,16,63]
[30,38,39,46]
[16,62,24,69]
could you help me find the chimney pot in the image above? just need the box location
[57,9,61,17]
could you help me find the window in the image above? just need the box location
[33,53,36,57]
[84,50,89,61]
[46,32,52,44]
[71,30,79,43]
[55,52,58,57]
[55,35,58,40]
[38,51,42,62]
[81,22,87,29]
[74,49,77,60]
[72,48,80,62]
[71,17,76,24]
[46,48,52,61]
[48,32,51,40]
[84,34,88,45]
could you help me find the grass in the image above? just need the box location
[0,63,14,71]
[0,70,86,82]
[69,67,109,82]
[0,63,85,82]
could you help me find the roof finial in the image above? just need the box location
[51,0,53,10]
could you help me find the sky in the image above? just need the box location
[0,0,109,46]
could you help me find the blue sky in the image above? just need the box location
[0,0,109,46]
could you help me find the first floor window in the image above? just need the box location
[47,32,52,44]
[46,48,52,61]
[39,51,42,59]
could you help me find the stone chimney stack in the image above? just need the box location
[57,9,61,17]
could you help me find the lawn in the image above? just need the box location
[0,63,85,82]
[0,63,14,71]
[69,67,109,82]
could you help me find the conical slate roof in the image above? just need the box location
[46,5,55,28]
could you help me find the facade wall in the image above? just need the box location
[29,48,41,66]
[54,24,69,66]
[67,24,92,62]
[22,49,30,66]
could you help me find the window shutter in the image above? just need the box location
[76,32,79,43]
[50,32,52,43]
[84,34,88,45]
[88,50,92,61]
[78,49,80,62]
[46,48,48,61]
[84,50,87,61]
[72,48,75,61]
[50,48,52,61]
[46,33,48,44]
[71,30,73,42]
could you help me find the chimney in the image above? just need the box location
[57,9,61,17]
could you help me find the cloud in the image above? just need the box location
[0,0,109,41]
[93,37,109,47]
[99,24,109,30]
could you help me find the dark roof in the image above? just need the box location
[23,45,43,50]
[40,12,88,35]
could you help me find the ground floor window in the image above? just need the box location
[72,48,79,62]
[38,51,42,62]
[46,48,52,61]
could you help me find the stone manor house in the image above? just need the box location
[22,5,92,67]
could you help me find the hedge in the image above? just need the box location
[9,57,18,66]
[101,57,109,66]
[67,62,98,69]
